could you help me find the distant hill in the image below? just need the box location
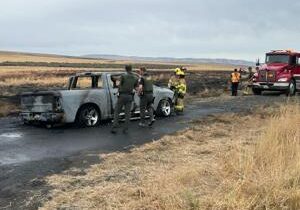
[0,51,106,63]
[0,51,251,71]
[83,54,255,66]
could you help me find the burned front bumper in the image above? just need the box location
[20,112,64,123]
[252,82,289,91]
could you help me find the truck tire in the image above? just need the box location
[23,120,32,126]
[252,88,262,95]
[286,80,296,96]
[156,99,172,117]
[45,124,54,129]
[77,104,100,127]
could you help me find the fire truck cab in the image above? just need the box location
[252,50,300,96]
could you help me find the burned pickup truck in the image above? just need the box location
[20,72,174,127]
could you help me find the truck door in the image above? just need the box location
[106,74,120,115]
[69,75,109,119]
[93,75,109,114]
[133,90,140,111]
[295,56,300,90]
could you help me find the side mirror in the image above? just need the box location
[256,58,260,66]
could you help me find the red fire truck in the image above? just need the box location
[252,49,300,96]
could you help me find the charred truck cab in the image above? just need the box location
[252,50,300,96]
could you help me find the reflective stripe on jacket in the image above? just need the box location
[175,79,187,95]
[231,72,241,83]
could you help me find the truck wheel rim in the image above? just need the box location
[290,83,295,94]
[161,100,171,116]
[83,108,98,126]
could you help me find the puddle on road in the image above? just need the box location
[0,132,23,139]
[0,153,31,165]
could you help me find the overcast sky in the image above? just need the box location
[0,0,299,61]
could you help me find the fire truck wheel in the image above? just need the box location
[252,88,262,95]
[286,80,296,96]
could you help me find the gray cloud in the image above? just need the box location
[0,0,300,60]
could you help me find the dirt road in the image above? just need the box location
[0,93,292,209]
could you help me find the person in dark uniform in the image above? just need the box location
[111,65,138,134]
[137,67,155,127]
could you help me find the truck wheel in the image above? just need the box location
[156,99,172,117]
[77,104,100,127]
[45,124,53,129]
[252,88,262,95]
[286,80,296,96]
[23,120,32,126]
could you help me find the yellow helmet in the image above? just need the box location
[174,68,181,74]
[175,68,184,76]
[180,67,187,72]
[177,70,185,76]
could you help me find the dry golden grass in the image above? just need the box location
[0,66,75,73]
[0,67,113,92]
[0,68,103,96]
[203,105,300,209]
[187,64,234,71]
[0,65,233,73]
[0,101,19,117]
[0,66,228,95]
[0,67,173,78]
[0,68,168,90]
[0,77,68,87]
[38,104,300,210]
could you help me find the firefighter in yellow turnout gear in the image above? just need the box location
[168,68,187,113]
[168,68,180,90]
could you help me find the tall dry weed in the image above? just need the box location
[206,105,300,209]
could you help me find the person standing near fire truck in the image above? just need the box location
[231,68,241,96]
